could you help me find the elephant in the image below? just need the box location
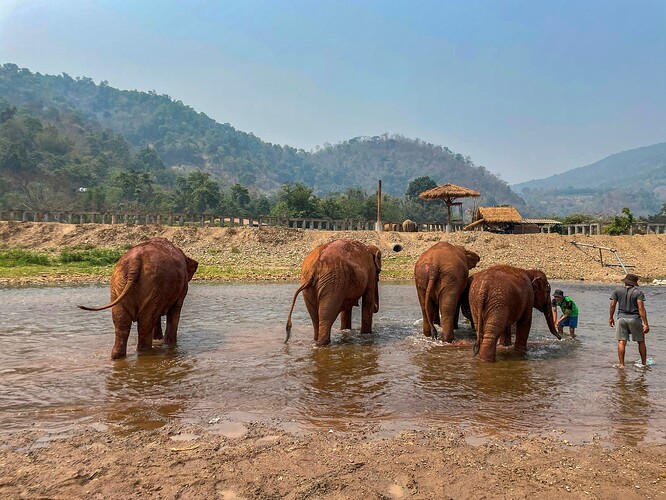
[414,242,480,342]
[79,237,198,359]
[286,239,382,346]
[468,265,561,362]
[402,219,417,232]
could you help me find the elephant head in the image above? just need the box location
[527,269,561,340]
[368,244,382,313]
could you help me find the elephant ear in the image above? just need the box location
[368,244,382,273]
[530,272,550,309]
[186,257,199,281]
[465,250,480,269]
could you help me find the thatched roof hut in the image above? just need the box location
[418,183,481,201]
[418,183,481,232]
[465,206,522,232]
[465,208,561,233]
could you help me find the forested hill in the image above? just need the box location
[512,143,666,216]
[308,135,524,205]
[0,63,521,207]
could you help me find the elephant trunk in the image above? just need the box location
[373,276,380,313]
[542,304,561,340]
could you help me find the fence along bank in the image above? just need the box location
[1,209,665,235]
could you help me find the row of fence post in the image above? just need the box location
[1,210,665,234]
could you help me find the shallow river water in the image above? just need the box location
[1,282,664,445]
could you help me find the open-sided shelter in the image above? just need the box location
[418,183,481,232]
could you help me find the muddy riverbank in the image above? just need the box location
[1,221,666,498]
[1,221,666,285]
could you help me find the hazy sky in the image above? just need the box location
[2,0,665,184]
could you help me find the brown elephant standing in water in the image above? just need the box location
[414,242,480,342]
[79,237,198,359]
[286,239,382,346]
[469,265,560,362]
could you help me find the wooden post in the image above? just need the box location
[376,179,382,231]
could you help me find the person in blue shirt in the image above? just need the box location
[551,289,579,338]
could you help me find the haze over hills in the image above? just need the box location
[0,63,522,209]
[2,63,664,218]
[512,143,666,216]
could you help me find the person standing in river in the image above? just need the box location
[552,289,579,338]
[609,273,649,368]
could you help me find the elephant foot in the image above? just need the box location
[442,333,455,343]
[111,349,127,360]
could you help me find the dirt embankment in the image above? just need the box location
[1,221,666,284]
[2,221,666,498]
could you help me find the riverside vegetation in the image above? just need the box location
[1,221,666,285]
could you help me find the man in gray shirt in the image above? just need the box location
[609,273,650,368]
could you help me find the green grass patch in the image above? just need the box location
[0,249,52,267]
[58,248,124,266]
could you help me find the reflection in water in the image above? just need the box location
[608,370,651,445]
[105,349,194,432]
[409,331,557,437]
[299,334,388,430]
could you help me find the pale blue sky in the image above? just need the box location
[1,0,665,184]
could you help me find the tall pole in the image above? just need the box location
[376,179,382,231]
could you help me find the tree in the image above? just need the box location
[605,208,634,235]
[405,176,437,201]
[174,171,221,213]
[113,169,154,206]
[230,183,251,208]
[272,183,320,218]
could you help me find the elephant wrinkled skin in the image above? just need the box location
[79,237,198,359]
[286,239,382,346]
[469,265,560,362]
[414,242,480,342]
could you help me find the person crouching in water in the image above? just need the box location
[609,273,649,368]
[552,289,579,339]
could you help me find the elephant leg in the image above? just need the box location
[303,290,319,342]
[453,305,460,330]
[499,326,512,346]
[165,299,184,345]
[316,298,338,346]
[438,292,459,343]
[154,317,164,340]
[477,315,507,362]
[316,318,334,346]
[137,315,158,352]
[111,308,132,360]
[514,312,532,351]
[340,307,353,330]
[360,296,373,334]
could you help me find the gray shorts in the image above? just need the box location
[616,317,644,342]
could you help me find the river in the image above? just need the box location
[0,282,664,446]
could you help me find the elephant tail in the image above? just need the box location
[285,278,312,343]
[425,276,438,340]
[78,268,137,312]
[471,290,486,357]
